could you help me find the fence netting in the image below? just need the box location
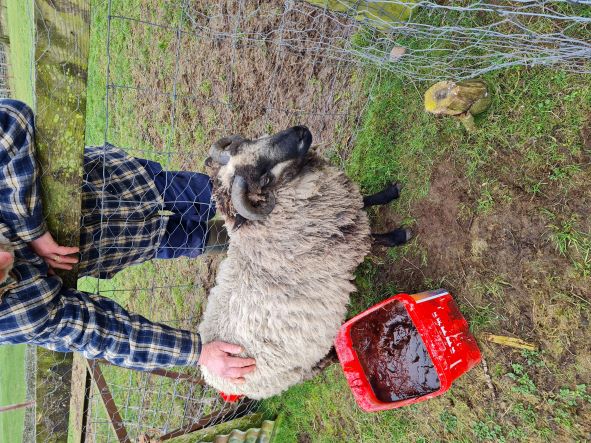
[9,0,591,441]
[0,46,9,98]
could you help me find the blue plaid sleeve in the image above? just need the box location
[0,99,47,242]
[0,276,201,370]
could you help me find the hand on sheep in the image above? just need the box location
[198,341,256,384]
[0,250,14,284]
[29,232,79,272]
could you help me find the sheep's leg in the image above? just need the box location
[363,182,401,208]
[302,348,339,381]
[372,228,412,247]
[203,219,229,254]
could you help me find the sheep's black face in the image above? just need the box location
[206,126,313,222]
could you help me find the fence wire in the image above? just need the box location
[306,0,591,80]
[5,0,590,441]
[0,46,9,98]
[0,1,10,99]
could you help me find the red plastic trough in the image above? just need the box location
[334,289,482,412]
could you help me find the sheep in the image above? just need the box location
[198,126,410,399]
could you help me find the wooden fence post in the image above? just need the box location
[32,1,90,441]
[34,0,90,282]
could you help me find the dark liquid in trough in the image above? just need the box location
[350,300,440,402]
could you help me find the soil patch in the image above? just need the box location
[412,160,474,276]
[368,153,591,407]
[121,1,364,172]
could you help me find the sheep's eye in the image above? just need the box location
[260,173,272,187]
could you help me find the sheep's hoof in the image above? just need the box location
[403,228,412,243]
[372,228,412,247]
[382,181,402,201]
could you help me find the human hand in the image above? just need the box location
[198,342,256,384]
[29,232,79,271]
[0,251,14,284]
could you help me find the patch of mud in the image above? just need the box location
[367,154,590,412]
[366,160,474,293]
[412,160,473,276]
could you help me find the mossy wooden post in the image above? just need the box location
[34,0,89,277]
[33,0,90,442]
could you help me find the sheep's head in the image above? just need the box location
[206,126,313,225]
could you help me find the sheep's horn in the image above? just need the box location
[231,175,275,221]
[208,137,233,165]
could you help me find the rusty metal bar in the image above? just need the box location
[158,400,255,441]
[97,359,205,385]
[0,401,35,414]
[87,360,131,443]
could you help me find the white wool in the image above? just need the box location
[198,161,370,399]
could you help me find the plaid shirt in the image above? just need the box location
[0,99,201,370]
[80,143,168,280]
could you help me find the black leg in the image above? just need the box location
[305,347,339,380]
[363,182,401,208]
[203,219,229,255]
[372,228,412,247]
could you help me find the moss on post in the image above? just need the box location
[32,1,90,442]
[34,0,89,288]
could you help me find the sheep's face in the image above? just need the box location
[206,126,313,223]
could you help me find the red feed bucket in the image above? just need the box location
[220,391,242,403]
[335,289,481,412]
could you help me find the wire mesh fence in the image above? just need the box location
[313,0,591,80]
[0,1,10,99]
[2,0,590,441]
[0,45,9,98]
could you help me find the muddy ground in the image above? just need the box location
[366,123,591,438]
[106,0,365,172]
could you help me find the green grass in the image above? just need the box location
[85,0,141,146]
[0,345,27,443]
[80,3,591,442]
[257,63,591,441]
[345,72,439,201]
[5,0,35,106]
[261,365,416,443]
[85,0,183,158]
[1,2,34,442]
[547,212,591,278]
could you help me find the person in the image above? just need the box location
[0,99,255,384]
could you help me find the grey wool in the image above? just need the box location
[198,154,371,399]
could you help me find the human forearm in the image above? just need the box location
[0,283,201,370]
